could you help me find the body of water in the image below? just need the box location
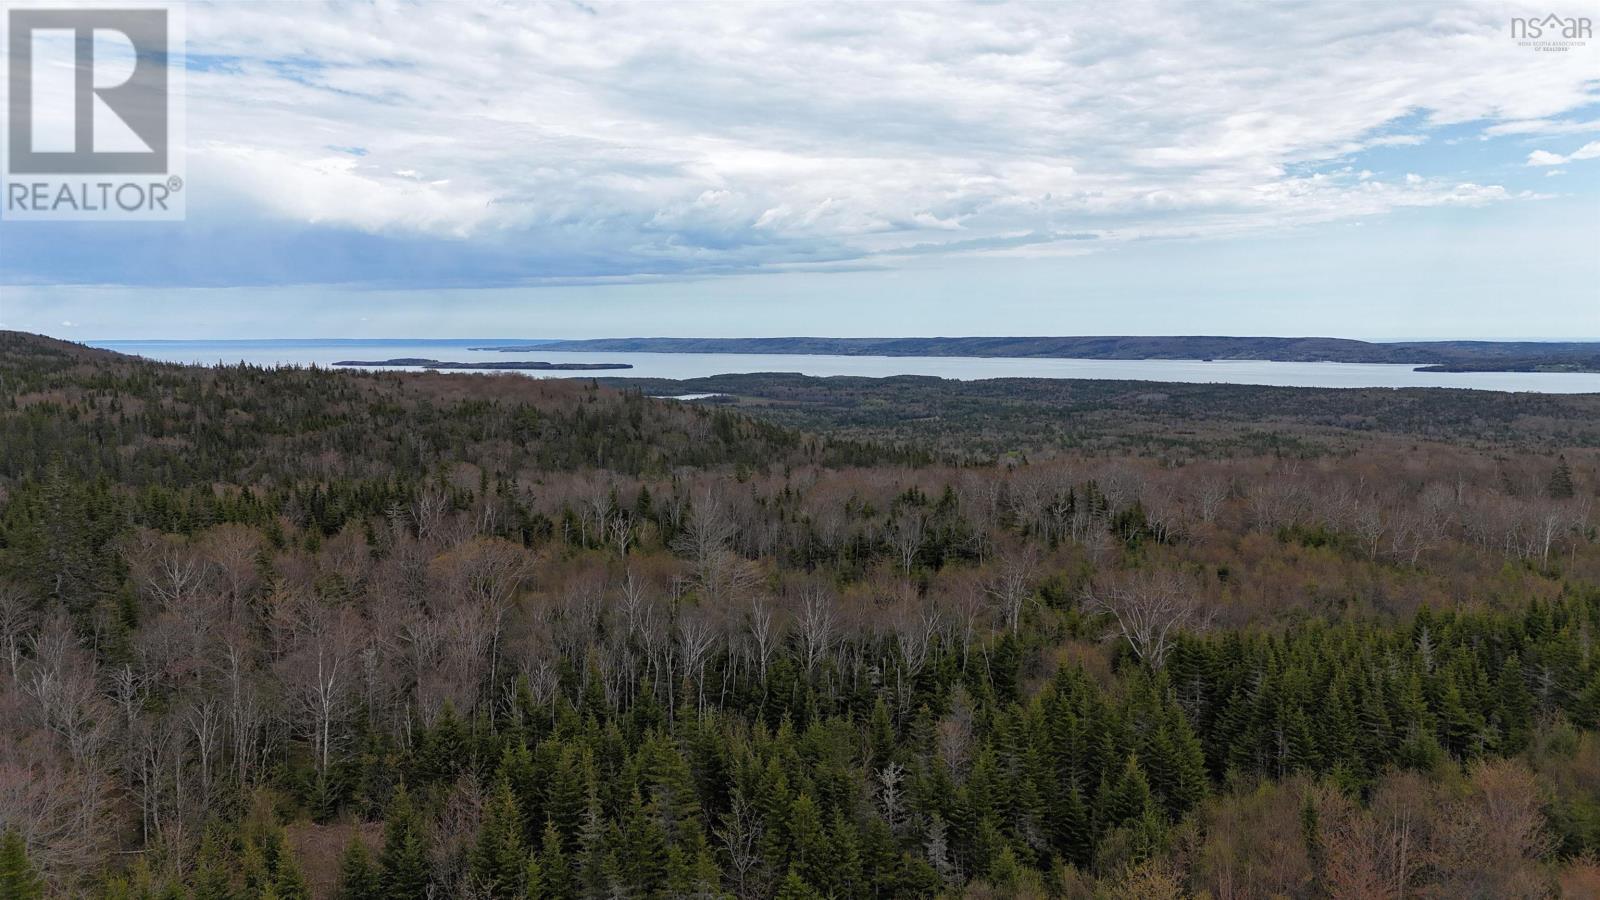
[89,339,1600,394]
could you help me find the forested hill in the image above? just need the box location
[500,335,1600,367]
[0,329,914,489]
[596,371,1600,457]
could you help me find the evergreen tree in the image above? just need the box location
[774,867,824,900]
[1319,678,1361,778]
[241,833,272,897]
[1497,654,1535,753]
[1280,703,1319,774]
[472,777,529,897]
[860,817,900,898]
[1050,784,1093,868]
[190,838,235,900]
[1549,456,1575,499]
[1105,755,1155,828]
[535,821,573,899]
[988,845,1026,893]
[1436,679,1483,759]
[378,787,431,900]
[867,698,898,769]
[545,749,588,848]
[639,734,703,849]
[498,742,541,838]
[828,811,865,899]
[335,839,382,900]
[241,824,309,900]
[271,846,311,900]
[618,788,667,896]
[1144,705,1209,819]
[575,789,611,897]
[0,829,44,900]
[787,794,830,892]
[522,856,545,900]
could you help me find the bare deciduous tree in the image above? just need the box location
[0,581,33,682]
[1086,571,1211,670]
[274,603,366,776]
[795,586,838,677]
[985,546,1037,634]
[886,508,926,575]
[714,789,768,900]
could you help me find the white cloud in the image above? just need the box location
[112,2,1600,278]
[1484,118,1600,138]
[1527,140,1600,166]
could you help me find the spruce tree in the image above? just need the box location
[378,786,432,899]
[522,856,545,900]
[241,833,272,897]
[471,777,528,897]
[335,839,382,900]
[640,734,703,848]
[0,829,44,900]
[1496,654,1535,753]
[860,818,900,898]
[867,698,897,768]
[544,748,588,848]
[575,789,610,898]
[1280,704,1319,775]
[271,842,312,900]
[988,845,1025,892]
[1549,456,1575,499]
[1436,679,1483,759]
[774,866,824,900]
[536,821,573,899]
[828,811,865,899]
[1107,754,1155,828]
[497,742,540,838]
[190,829,235,900]
[1050,784,1093,868]
[618,788,667,896]
[786,794,830,892]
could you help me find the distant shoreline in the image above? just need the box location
[333,357,632,370]
[469,336,1600,372]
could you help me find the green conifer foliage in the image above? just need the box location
[0,829,44,900]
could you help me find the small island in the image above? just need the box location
[333,358,632,370]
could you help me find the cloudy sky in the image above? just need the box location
[2,0,1598,339]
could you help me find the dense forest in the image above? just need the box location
[598,372,1600,459]
[2,330,1599,898]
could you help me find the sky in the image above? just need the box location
[0,0,1598,340]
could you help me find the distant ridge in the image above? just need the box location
[473,336,1600,371]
